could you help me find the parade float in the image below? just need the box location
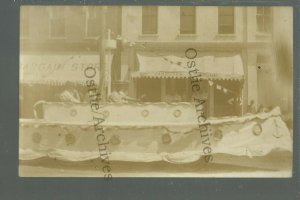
[19,54,292,165]
[19,102,292,164]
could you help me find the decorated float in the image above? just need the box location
[19,54,292,164]
[19,102,292,163]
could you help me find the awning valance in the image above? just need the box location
[20,55,103,85]
[131,54,244,81]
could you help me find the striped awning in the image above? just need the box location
[131,54,244,81]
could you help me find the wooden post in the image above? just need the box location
[99,6,107,102]
[242,7,248,114]
[107,29,112,96]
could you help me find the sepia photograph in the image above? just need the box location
[19,6,293,177]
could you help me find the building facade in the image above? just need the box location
[20,6,293,117]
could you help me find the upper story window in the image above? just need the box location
[180,6,196,34]
[256,7,272,33]
[49,7,66,38]
[20,7,30,38]
[86,7,102,38]
[218,7,235,34]
[142,6,158,34]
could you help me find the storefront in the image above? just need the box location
[19,54,108,118]
[130,52,244,117]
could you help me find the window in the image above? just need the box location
[142,6,158,34]
[256,7,272,33]
[218,7,234,34]
[180,6,196,34]
[20,7,30,38]
[50,7,66,38]
[86,7,102,37]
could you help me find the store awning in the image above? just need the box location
[20,55,103,85]
[131,54,244,81]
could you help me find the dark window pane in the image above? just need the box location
[257,7,263,14]
[180,6,196,34]
[219,7,234,15]
[181,6,195,16]
[264,16,271,32]
[218,7,234,34]
[256,15,264,32]
[142,6,158,34]
[256,7,272,33]
[219,25,234,34]
[219,15,234,25]
[264,7,271,15]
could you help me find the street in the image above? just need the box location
[19,151,291,177]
